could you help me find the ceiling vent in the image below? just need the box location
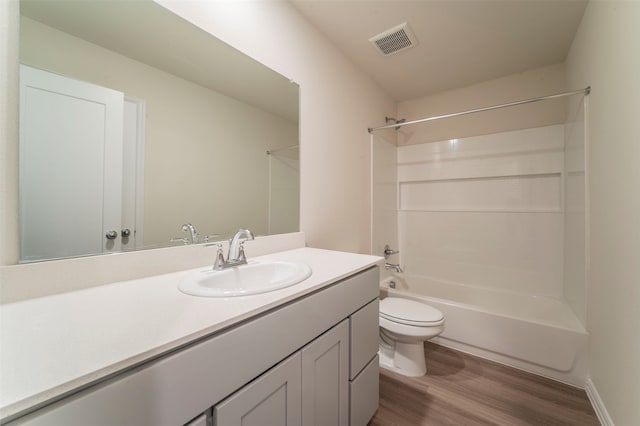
[369,22,418,56]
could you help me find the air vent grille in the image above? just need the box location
[369,22,418,56]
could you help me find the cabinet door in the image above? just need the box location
[301,320,349,426]
[213,353,301,426]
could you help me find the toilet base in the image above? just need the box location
[379,341,427,377]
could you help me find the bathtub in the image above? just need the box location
[381,274,588,387]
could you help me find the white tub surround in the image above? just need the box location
[0,247,382,423]
[397,125,567,298]
[373,123,590,387]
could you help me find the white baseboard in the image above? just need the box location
[585,377,614,426]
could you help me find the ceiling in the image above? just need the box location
[290,0,588,102]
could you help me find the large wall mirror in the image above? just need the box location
[18,0,300,263]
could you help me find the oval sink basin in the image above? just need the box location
[178,260,312,297]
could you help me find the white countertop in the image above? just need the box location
[0,247,382,421]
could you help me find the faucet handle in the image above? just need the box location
[383,244,399,259]
[237,242,248,263]
[205,243,226,270]
[202,234,220,243]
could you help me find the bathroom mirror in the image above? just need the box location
[17,0,300,262]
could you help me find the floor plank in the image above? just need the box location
[369,342,599,426]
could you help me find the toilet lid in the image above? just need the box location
[380,297,444,326]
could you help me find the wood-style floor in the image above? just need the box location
[369,342,599,426]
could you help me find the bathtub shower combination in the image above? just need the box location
[370,91,589,386]
[380,275,587,385]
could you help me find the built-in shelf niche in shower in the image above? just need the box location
[399,172,562,213]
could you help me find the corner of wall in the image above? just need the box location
[566,1,640,424]
[585,377,615,426]
[0,0,19,265]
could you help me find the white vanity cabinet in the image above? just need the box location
[6,266,379,426]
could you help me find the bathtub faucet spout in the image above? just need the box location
[385,262,404,273]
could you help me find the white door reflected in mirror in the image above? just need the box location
[19,65,142,262]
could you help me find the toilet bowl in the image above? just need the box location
[378,297,445,377]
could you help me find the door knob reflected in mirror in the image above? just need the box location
[105,230,118,240]
[121,228,131,238]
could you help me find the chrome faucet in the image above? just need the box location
[171,223,198,245]
[383,244,403,272]
[207,228,255,270]
[171,223,219,245]
[181,223,198,244]
[385,262,404,273]
[228,228,255,263]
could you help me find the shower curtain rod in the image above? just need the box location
[367,86,591,133]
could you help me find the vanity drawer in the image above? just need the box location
[349,354,379,426]
[350,298,379,379]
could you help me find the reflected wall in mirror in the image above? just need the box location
[18,0,300,263]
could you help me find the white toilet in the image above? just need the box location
[378,297,445,377]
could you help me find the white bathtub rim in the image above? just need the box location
[381,278,587,334]
[389,272,566,299]
[385,272,566,305]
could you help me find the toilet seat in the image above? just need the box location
[380,297,444,327]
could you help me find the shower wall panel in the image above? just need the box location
[563,98,587,325]
[397,125,566,297]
